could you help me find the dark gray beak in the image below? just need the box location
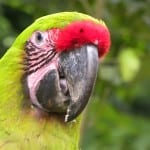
[60,45,99,122]
[35,44,98,122]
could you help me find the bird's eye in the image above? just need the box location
[35,32,44,44]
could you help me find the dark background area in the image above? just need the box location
[0,0,150,149]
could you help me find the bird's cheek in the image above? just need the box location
[23,44,99,122]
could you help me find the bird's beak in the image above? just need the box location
[35,44,99,122]
[59,45,99,122]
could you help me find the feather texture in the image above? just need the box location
[0,12,110,149]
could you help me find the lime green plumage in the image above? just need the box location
[0,12,105,149]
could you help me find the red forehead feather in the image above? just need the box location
[55,21,111,57]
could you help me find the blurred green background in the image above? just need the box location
[0,0,150,149]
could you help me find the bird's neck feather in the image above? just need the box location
[0,48,81,149]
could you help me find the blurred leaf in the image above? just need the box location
[118,48,141,82]
[100,62,121,85]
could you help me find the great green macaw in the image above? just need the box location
[0,12,111,149]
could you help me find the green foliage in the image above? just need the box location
[81,1,150,149]
[0,0,149,149]
[118,48,140,82]
[81,96,150,150]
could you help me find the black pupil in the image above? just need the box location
[36,32,43,42]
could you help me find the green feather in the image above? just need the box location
[0,12,105,149]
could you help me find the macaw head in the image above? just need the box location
[13,12,111,122]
